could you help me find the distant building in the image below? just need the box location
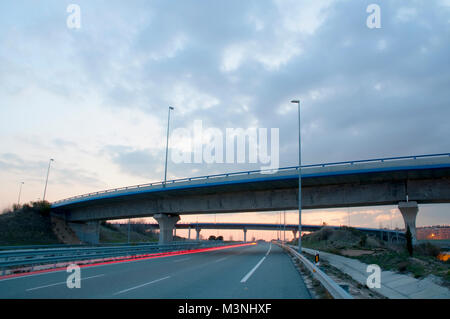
[416,226,450,240]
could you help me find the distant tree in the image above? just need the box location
[216,236,223,241]
[405,226,413,256]
[359,234,367,247]
[208,235,216,241]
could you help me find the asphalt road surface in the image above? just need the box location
[0,242,311,299]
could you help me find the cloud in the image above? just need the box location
[1,0,449,226]
[0,153,101,188]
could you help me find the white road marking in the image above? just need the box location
[26,274,105,291]
[113,276,170,295]
[266,243,272,256]
[240,244,271,283]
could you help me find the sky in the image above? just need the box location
[0,0,449,240]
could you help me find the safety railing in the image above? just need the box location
[0,242,159,251]
[0,241,232,274]
[280,243,354,299]
[52,153,450,205]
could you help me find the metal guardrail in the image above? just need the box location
[280,243,353,299]
[52,153,450,205]
[0,241,161,251]
[0,241,231,273]
[0,242,183,260]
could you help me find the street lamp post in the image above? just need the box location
[17,182,24,206]
[164,106,174,186]
[291,100,302,253]
[43,158,54,202]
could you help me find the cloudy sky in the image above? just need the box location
[1,0,449,239]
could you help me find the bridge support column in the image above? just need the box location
[243,228,247,243]
[398,201,419,244]
[292,230,298,241]
[153,214,180,244]
[67,221,100,245]
[196,228,201,241]
[188,227,191,240]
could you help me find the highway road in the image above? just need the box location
[0,242,311,299]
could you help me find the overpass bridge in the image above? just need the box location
[139,222,404,242]
[51,153,450,244]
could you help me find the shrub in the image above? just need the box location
[415,242,441,257]
[319,227,333,241]
[359,234,368,247]
[397,261,409,272]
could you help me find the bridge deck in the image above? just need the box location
[52,153,450,209]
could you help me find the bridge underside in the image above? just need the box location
[54,177,450,221]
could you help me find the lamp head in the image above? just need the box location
[291,100,300,104]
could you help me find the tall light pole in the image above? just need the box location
[43,158,54,202]
[17,182,24,206]
[164,106,174,186]
[291,100,302,253]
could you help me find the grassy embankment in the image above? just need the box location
[99,221,158,243]
[291,226,449,287]
[0,202,59,245]
[0,202,158,245]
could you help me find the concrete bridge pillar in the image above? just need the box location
[153,214,180,244]
[67,221,100,245]
[398,201,419,244]
[196,228,201,241]
[188,227,191,240]
[292,230,298,240]
[243,228,247,243]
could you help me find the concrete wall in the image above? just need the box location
[67,221,100,244]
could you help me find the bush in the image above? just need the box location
[208,235,216,240]
[397,261,409,272]
[415,242,441,257]
[359,234,368,247]
[318,227,333,241]
[33,201,51,216]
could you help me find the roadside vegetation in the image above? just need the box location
[99,221,158,243]
[291,226,449,287]
[0,201,60,245]
[0,202,159,246]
